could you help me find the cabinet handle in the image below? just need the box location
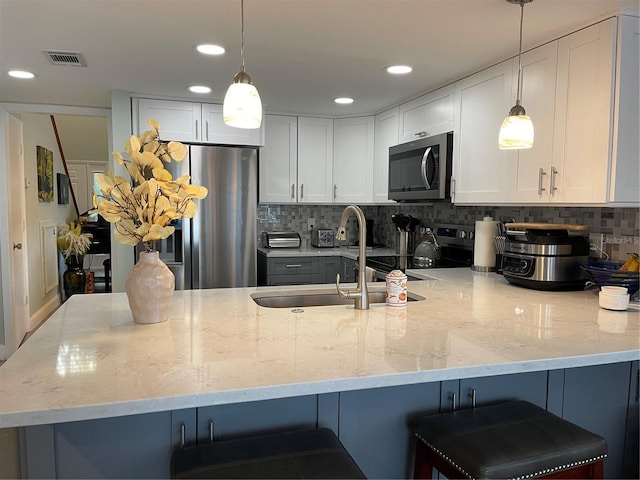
[333,184,337,200]
[415,131,428,138]
[291,184,295,199]
[300,184,304,199]
[470,388,477,408]
[286,264,302,268]
[208,421,214,444]
[550,166,558,195]
[180,423,186,448]
[195,120,199,140]
[205,120,209,141]
[537,168,547,196]
[449,392,457,411]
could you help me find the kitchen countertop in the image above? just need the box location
[0,269,638,428]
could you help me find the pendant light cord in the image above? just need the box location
[240,0,246,72]
[516,0,524,106]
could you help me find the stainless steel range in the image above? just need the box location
[366,223,474,279]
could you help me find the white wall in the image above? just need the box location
[20,113,77,317]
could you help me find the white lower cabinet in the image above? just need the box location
[373,107,398,203]
[333,116,374,204]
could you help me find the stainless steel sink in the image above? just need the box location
[251,288,425,308]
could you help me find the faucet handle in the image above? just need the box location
[336,273,349,299]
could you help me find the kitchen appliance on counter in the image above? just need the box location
[366,223,474,279]
[311,228,335,248]
[413,228,441,268]
[261,231,302,249]
[501,223,590,291]
[144,145,258,290]
[388,132,453,202]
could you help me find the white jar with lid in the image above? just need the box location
[386,270,408,306]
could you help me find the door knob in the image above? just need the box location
[13,243,23,250]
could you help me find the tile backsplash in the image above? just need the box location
[257,204,639,262]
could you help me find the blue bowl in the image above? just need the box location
[581,262,640,295]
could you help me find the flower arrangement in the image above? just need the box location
[57,221,92,262]
[91,119,208,252]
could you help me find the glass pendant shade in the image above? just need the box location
[499,106,534,149]
[223,78,262,129]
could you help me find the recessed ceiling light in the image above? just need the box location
[385,65,413,75]
[8,70,35,79]
[189,85,212,94]
[334,97,354,105]
[196,44,226,55]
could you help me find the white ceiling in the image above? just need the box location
[1,0,638,117]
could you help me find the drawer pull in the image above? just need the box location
[286,264,302,268]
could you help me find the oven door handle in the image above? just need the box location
[421,147,432,190]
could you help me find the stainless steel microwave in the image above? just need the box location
[388,132,453,202]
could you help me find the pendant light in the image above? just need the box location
[223,0,262,129]
[499,0,534,150]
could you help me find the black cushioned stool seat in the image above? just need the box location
[171,427,366,479]
[412,400,607,480]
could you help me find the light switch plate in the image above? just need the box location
[307,218,316,231]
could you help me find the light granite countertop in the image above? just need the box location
[257,245,400,260]
[0,269,638,428]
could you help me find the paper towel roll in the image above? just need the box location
[473,216,499,270]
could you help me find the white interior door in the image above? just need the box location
[6,114,29,352]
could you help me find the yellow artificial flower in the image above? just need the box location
[91,119,208,252]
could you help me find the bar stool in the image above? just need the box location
[411,400,607,480]
[171,427,366,479]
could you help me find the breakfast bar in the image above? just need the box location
[0,269,638,478]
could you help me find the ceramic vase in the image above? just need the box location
[63,255,86,299]
[125,251,175,324]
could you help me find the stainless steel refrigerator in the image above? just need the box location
[154,145,258,289]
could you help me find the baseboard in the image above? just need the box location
[29,294,61,332]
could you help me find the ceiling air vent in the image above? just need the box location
[42,50,87,67]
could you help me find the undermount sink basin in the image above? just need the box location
[251,288,425,308]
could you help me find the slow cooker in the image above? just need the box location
[501,223,590,291]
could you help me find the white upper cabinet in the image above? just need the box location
[397,85,455,143]
[610,15,640,204]
[551,18,616,204]
[133,98,264,146]
[452,61,513,204]
[297,117,334,203]
[259,115,297,204]
[333,116,375,204]
[135,99,201,142]
[505,42,559,202]
[201,103,264,146]
[373,107,399,204]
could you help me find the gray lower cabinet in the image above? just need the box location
[623,361,639,478]
[318,256,341,284]
[338,382,441,479]
[24,409,195,479]
[257,252,345,285]
[195,395,320,443]
[340,257,358,283]
[560,362,634,479]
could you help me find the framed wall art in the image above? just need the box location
[57,173,69,204]
[37,145,54,202]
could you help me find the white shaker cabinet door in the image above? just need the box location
[506,42,559,203]
[452,61,513,204]
[297,117,333,204]
[333,116,374,204]
[259,115,298,203]
[398,85,454,144]
[373,107,398,204]
[201,103,264,146]
[552,18,615,204]
[135,98,201,142]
